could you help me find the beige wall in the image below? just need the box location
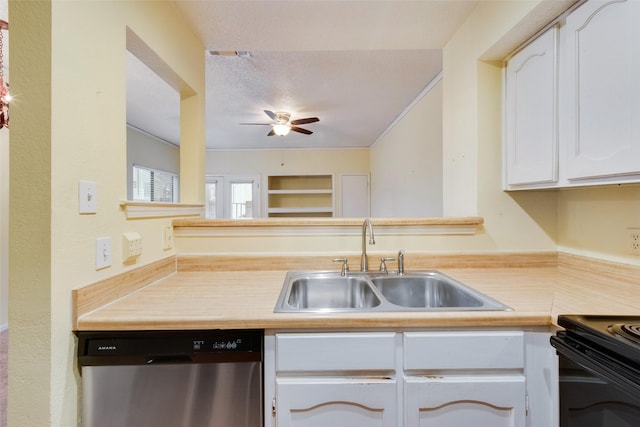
[557,185,640,264]
[206,148,370,175]
[371,77,443,218]
[0,129,6,329]
[442,0,558,252]
[8,1,204,425]
[0,0,7,330]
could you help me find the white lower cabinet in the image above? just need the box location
[266,330,551,427]
[405,376,526,426]
[275,378,397,427]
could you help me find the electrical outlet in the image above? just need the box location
[95,237,112,270]
[122,232,143,262]
[163,226,174,250]
[628,228,640,255]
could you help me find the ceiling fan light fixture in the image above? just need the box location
[273,123,291,136]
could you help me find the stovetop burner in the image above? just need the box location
[610,323,640,343]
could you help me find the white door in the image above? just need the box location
[504,27,558,187]
[341,174,369,218]
[560,0,640,180]
[276,378,397,427]
[405,376,526,427]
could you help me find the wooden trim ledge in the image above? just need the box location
[173,217,484,228]
[173,217,485,237]
[177,252,558,272]
[121,201,204,219]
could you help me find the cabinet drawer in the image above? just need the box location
[404,331,524,370]
[276,332,396,372]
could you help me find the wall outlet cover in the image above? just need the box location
[163,226,174,250]
[122,232,143,262]
[628,228,640,255]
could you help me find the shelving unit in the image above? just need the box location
[266,175,334,218]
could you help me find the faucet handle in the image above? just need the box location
[332,258,350,276]
[379,257,396,273]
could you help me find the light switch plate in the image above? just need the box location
[79,180,97,214]
[95,237,112,270]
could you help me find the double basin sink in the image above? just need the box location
[274,270,512,313]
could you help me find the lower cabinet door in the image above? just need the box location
[276,377,397,427]
[405,375,526,427]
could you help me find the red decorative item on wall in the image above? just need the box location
[0,19,9,129]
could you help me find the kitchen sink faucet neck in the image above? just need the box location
[398,249,405,275]
[361,218,376,271]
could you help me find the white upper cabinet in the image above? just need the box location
[504,27,558,188]
[560,0,640,181]
[504,0,640,189]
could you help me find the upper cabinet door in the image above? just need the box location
[504,27,558,188]
[561,0,640,180]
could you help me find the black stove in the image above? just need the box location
[551,315,640,426]
[555,315,640,364]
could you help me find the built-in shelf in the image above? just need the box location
[266,174,334,218]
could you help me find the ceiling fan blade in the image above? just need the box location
[264,110,277,120]
[267,129,276,136]
[290,117,319,126]
[291,126,313,135]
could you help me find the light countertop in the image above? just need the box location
[75,259,640,331]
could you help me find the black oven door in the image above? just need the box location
[552,334,640,427]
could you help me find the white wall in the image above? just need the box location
[371,77,443,218]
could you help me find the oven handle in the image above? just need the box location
[551,335,640,398]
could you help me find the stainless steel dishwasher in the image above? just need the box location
[77,329,263,427]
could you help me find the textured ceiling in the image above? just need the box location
[127,1,481,149]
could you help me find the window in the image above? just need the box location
[205,175,259,219]
[132,164,179,203]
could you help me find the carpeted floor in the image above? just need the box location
[1,328,6,426]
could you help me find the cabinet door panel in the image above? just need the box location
[561,0,640,180]
[505,27,558,186]
[276,332,396,372]
[404,331,524,370]
[276,378,397,427]
[405,376,526,427]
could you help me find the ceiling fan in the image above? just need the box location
[240,110,319,136]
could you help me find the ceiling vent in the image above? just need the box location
[208,50,251,58]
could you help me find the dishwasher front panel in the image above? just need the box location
[77,329,263,427]
[82,361,261,427]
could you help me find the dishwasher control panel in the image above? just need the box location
[77,329,263,366]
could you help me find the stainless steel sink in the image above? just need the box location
[274,270,512,313]
[286,276,381,310]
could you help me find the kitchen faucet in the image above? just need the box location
[361,218,375,271]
